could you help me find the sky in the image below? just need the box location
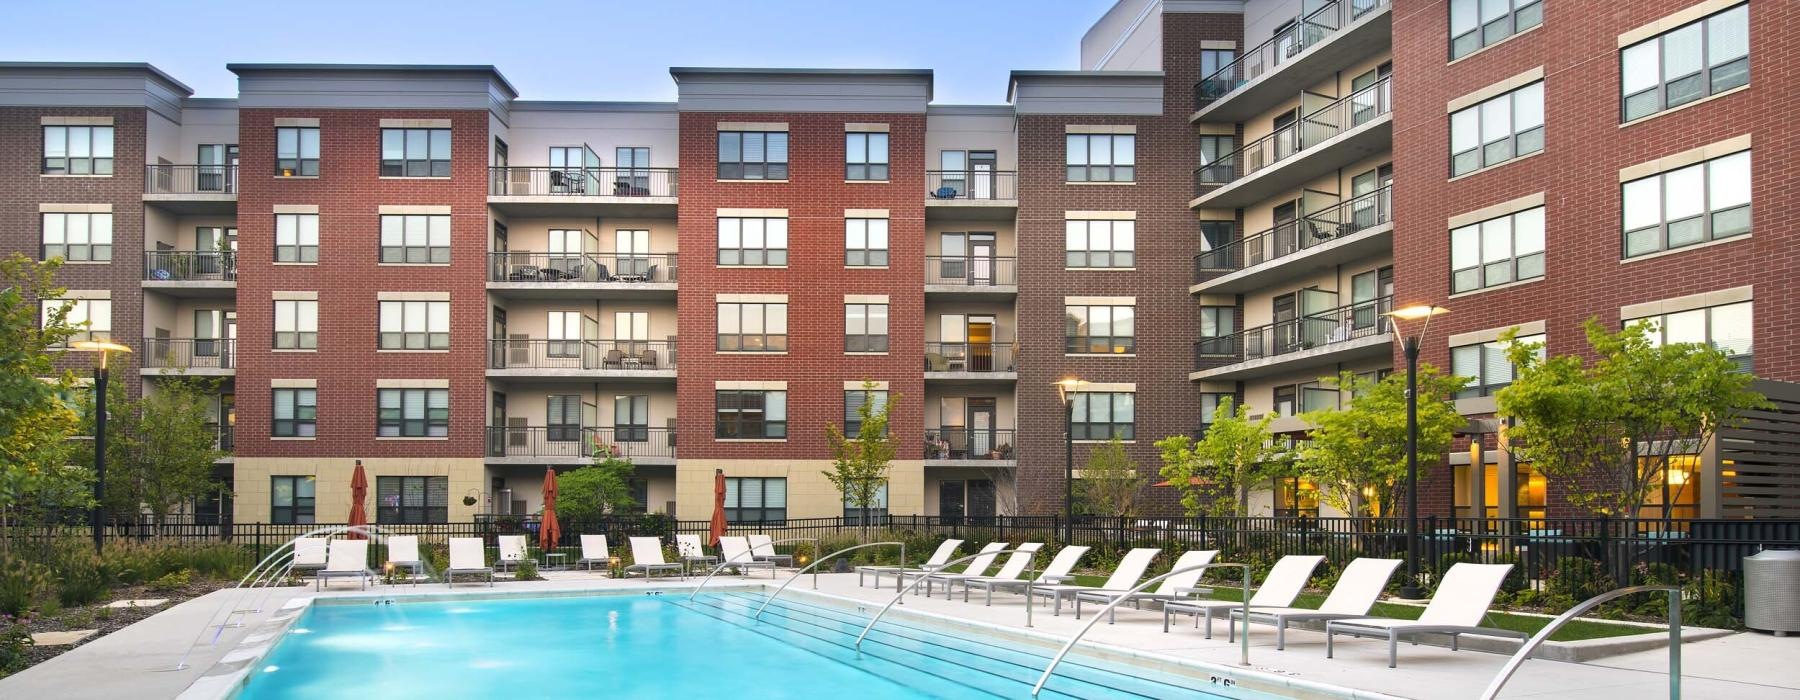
[0,0,1118,103]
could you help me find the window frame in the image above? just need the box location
[715,390,788,440]
[376,475,448,524]
[273,299,318,350]
[41,125,114,175]
[845,132,890,181]
[844,303,890,353]
[275,127,321,176]
[40,212,113,262]
[1450,206,1546,293]
[274,213,319,263]
[376,388,449,438]
[378,300,451,350]
[270,475,316,524]
[42,298,111,345]
[716,302,788,352]
[379,127,452,177]
[717,130,790,180]
[1065,133,1136,182]
[843,389,890,435]
[1070,392,1135,441]
[1450,81,1544,176]
[271,388,317,437]
[1449,0,1544,60]
[716,217,789,266]
[1198,306,1236,355]
[1064,220,1137,269]
[379,214,451,265]
[723,477,788,524]
[1620,3,1749,123]
[845,218,890,267]
[1452,333,1544,398]
[1620,150,1751,259]
[1065,304,1136,354]
[1627,300,1753,370]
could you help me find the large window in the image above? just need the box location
[1629,300,1752,370]
[1071,392,1135,441]
[845,304,889,352]
[1450,0,1543,60]
[1450,81,1543,176]
[844,389,890,435]
[717,302,787,351]
[272,389,317,437]
[377,388,449,437]
[273,300,318,350]
[1274,477,1321,518]
[40,212,112,262]
[1198,306,1235,354]
[1065,304,1135,354]
[614,395,649,441]
[1065,133,1135,182]
[378,300,450,350]
[717,217,788,266]
[1065,220,1135,268]
[380,214,451,264]
[845,132,889,181]
[547,395,584,442]
[1197,136,1234,182]
[42,125,113,175]
[270,476,316,524]
[844,482,889,525]
[1621,4,1748,122]
[1622,150,1750,258]
[42,299,110,345]
[276,127,320,176]
[715,390,787,439]
[718,131,789,180]
[1452,333,1544,398]
[1451,206,1545,293]
[845,218,889,267]
[380,128,451,177]
[275,214,319,263]
[377,475,448,524]
[724,477,787,523]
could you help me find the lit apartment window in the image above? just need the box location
[1451,206,1544,293]
[1621,4,1748,122]
[717,217,788,266]
[843,389,889,434]
[1622,150,1750,258]
[41,212,112,262]
[1450,0,1543,60]
[275,214,319,263]
[276,127,320,176]
[1071,392,1134,440]
[845,218,889,267]
[717,302,788,351]
[718,131,789,180]
[1198,306,1234,354]
[1450,81,1543,176]
[723,477,787,523]
[715,391,787,439]
[1452,333,1544,398]
[845,132,889,180]
[1066,304,1135,354]
[377,388,449,438]
[378,300,450,350]
[42,125,113,175]
[377,475,448,523]
[274,300,318,350]
[1629,301,1752,370]
[1065,220,1135,268]
[1066,134,1135,182]
[380,128,451,177]
[270,476,315,524]
[41,299,110,345]
[845,303,889,352]
[380,214,451,264]
[272,389,317,437]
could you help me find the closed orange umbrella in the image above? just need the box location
[540,467,561,551]
[346,460,368,540]
[709,469,728,547]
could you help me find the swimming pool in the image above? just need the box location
[234,590,1271,699]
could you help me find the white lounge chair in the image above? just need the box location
[577,535,610,572]
[1028,547,1160,616]
[316,539,373,590]
[858,538,962,588]
[676,534,719,574]
[496,535,528,573]
[1326,563,1528,668]
[1163,554,1324,637]
[291,537,328,579]
[1075,550,1218,623]
[446,537,494,588]
[719,536,777,577]
[1227,557,1403,650]
[626,537,684,579]
[962,545,1089,606]
[938,543,1043,599]
[747,534,792,567]
[916,542,1009,597]
[385,535,424,584]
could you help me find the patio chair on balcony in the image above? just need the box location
[602,349,624,368]
[933,186,958,199]
[509,265,541,282]
[638,349,659,369]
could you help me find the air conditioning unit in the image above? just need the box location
[507,417,528,448]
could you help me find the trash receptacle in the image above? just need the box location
[1745,549,1800,637]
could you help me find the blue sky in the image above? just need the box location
[1,0,1116,103]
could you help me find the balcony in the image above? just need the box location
[1192,186,1392,294]
[1192,295,1393,381]
[1193,77,1392,209]
[925,428,1017,465]
[924,342,1017,382]
[488,166,678,217]
[486,426,675,466]
[143,165,237,213]
[487,252,677,300]
[1191,0,1392,122]
[206,423,234,456]
[924,255,1017,299]
[925,170,1017,219]
[141,338,235,376]
[488,339,676,380]
[143,251,236,297]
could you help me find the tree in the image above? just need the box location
[825,381,897,540]
[1496,319,1766,520]
[1298,368,1467,518]
[0,254,88,528]
[556,445,639,521]
[85,374,226,525]
[1157,397,1288,517]
[1076,437,1145,517]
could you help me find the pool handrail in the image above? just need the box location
[854,548,1047,650]
[1032,562,1252,697]
[687,536,817,601]
[1479,584,1681,700]
[753,541,904,621]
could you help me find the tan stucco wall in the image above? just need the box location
[234,457,486,523]
[674,459,926,520]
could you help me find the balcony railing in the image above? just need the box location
[144,251,236,282]
[926,170,1017,201]
[923,342,1017,373]
[142,338,236,371]
[924,255,1018,287]
[205,423,234,453]
[488,252,677,284]
[924,428,1017,461]
[1192,0,1390,110]
[1194,186,1391,281]
[1195,295,1392,371]
[489,166,678,198]
[1195,76,1391,191]
[145,164,238,195]
[487,426,676,461]
[489,339,676,371]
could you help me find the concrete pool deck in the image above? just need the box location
[1,570,1792,699]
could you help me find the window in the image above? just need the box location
[1450,0,1543,60]
[1451,206,1544,293]
[1200,393,1232,425]
[1622,150,1750,258]
[844,482,889,525]
[1065,134,1135,182]
[380,214,451,264]
[723,477,787,523]
[1198,306,1235,355]
[42,125,113,175]
[845,132,889,180]
[716,217,789,266]
[1065,220,1135,268]
[276,127,320,176]
[272,389,317,437]
[1621,4,1748,122]
[717,302,787,351]
[377,475,448,524]
[1450,81,1543,176]
[42,299,110,345]
[1452,333,1544,398]
[1515,462,1547,519]
[844,389,890,435]
[845,304,889,352]
[270,476,316,524]
[718,131,789,180]
[380,128,451,177]
[547,395,583,442]
[1071,392,1134,440]
[616,147,651,191]
[40,212,112,262]
[845,218,889,267]
[1274,477,1320,518]
[273,300,318,350]
[1274,385,1298,417]
[614,395,649,441]
[1065,305,1135,354]
[1198,49,1237,97]
[377,388,449,437]
[1197,136,1234,182]
[1630,300,1753,370]
[716,390,787,439]
[1197,221,1233,268]
[1638,454,1701,520]
[275,214,319,263]
[378,300,450,350]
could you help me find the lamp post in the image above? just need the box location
[1054,377,1089,544]
[1383,305,1446,600]
[72,340,133,555]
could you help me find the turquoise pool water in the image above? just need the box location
[235,591,1258,699]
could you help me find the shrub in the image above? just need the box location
[1546,556,1611,603]
[0,560,50,617]
[148,569,193,593]
[0,621,31,679]
[45,545,111,607]
[513,558,541,582]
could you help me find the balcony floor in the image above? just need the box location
[141,194,237,215]
[1191,115,1392,210]
[142,280,237,299]
[486,369,676,383]
[486,281,676,301]
[923,199,1018,221]
[1190,5,1393,123]
[1191,333,1391,382]
[488,196,677,219]
[1192,222,1392,296]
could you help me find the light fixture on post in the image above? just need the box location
[1383,304,1447,600]
[71,340,133,556]
[1054,377,1089,544]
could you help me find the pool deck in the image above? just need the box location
[1,570,1793,699]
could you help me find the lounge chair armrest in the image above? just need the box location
[1171,586,1214,597]
[1039,575,1076,585]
